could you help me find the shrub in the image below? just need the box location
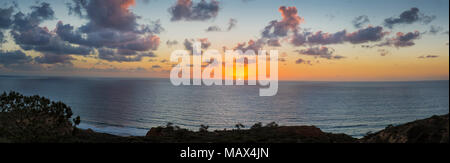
[0,91,80,142]
[199,124,209,132]
[251,122,263,129]
[265,122,279,128]
[235,123,245,130]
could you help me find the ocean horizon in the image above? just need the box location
[0,75,448,138]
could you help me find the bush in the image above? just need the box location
[199,124,209,132]
[265,122,279,128]
[0,91,80,142]
[235,123,245,130]
[251,122,263,129]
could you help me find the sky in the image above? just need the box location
[0,0,448,81]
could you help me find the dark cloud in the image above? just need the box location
[391,31,421,47]
[82,0,137,31]
[352,15,370,28]
[184,38,211,54]
[166,40,179,47]
[56,21,160,51]
[5,2,95,64]
[0,7,14,29]
[428,25,443,35]
[418,55,439,59]
[227,18,237,31]
[296,47,344,60]
[205,25,221,32]
[295,58,312,65]
[292,26,387,46]
[345,26,388,44]
[10,2,55,47]
[384,8,436,29]
[367,31,422,48]
[267,39,281,47]
[22,37,93,56]
[205,18,238,32]
[262,6,304,38]
[290,31,309,46]
[98,48,156,62]
[64,0,161,47]
[169,0,220,21]
[0,50,33,66]
[231,39,266,52]
[34,54,74,64]
[61,0,161,62]
[166,40,178,47]
[67,0,88,17]
[0,31,5,44]
[307,30,346,45]
[11,26,52,47]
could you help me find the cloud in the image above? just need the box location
[0,50,33,66]
[293,26,388,46]
[352,15,370,28]
[0,7,14,29]
[0,32,5,44]
[428,25,443,35]
[22,37,93,56]
[296,47,344,60]
[205,18,238,32]
[166,40,179,47]
[231,39,266,52]
[205,25,221,32]
[56,21,160,51]
[98,48,156,62]
[390,31,421,47]
[295,58,313,65]
[227,18,237,31]
[10,2,55,47]
[306,30,347,45]
[267,39,281,47]
[184,38,211,53]
[82,0,137,31]
[384,8,436,29]
[34,54,75,64]
[345,26,388,44]
[60,0,161,62]
[262,6,304,38]
[4,2,96,64]
[418,55,439,59]
[169,0,220,21]
[290,31,309,46]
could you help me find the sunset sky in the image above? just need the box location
[0,0,448,81]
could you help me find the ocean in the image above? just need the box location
[0,75,448,138]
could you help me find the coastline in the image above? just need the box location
[1,92,448,143]
[1,113,448,143]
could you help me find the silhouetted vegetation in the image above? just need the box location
[0,91,80,142]
[1,92,448,143]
